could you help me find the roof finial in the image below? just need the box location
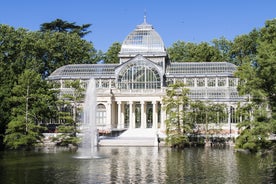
[144,9,147,23]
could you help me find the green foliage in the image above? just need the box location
[55,80,85,146]
[3,69,56,149]
[11,69,58,123]
[234,19,276,152]
[0,23,99,148]
[4,115,45,149]
[212,37,232,61]
[257,19,276,112]
[0,25,26,148]
[163,81,228,148]
[163,81,193,146]
[167,28,259,65]
[40,18,91,38]
[55,125,81,146]
[189,101,227,125]
[189,101,227,136]
[35,31,98,78]
[167,41,223,62]
[229,29,259,65]
[235,125,271,152]
[104,42,121,63]
[235,102,273,152]
[0,24,99,78]
[166,134,188,148]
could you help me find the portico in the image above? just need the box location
[97,93,166,131]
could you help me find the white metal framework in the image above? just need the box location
[47,18,245,136]
[166,62,236,76]
[120,17,166,54]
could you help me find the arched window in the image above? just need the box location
[117,61,161,89]
[96,104,106,126]
[230,106,237,123]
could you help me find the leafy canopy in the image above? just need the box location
[40,18,91,38]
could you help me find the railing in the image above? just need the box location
[118,88,165,94]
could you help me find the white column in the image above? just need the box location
[106,101,112,129]
[129,101,133,129]
[117,101,122,129]
[60,80,63,88]
[160,102,166,130]
[109,78,112,88]
[111,101,116,128]
[152,101,157,129]
[121,102,125,128]
[227,105,231,136]
[132,102,136,128]
[141,101,146,128]
[205,77,208,99]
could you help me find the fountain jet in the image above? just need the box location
[77,78,97,158]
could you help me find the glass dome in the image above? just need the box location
[120,17,166,54]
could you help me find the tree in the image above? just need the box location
[257,19,276,113]
[236,19,276,118]
[167,41,223,62]
[55,80,85,146]
[167,41,196,62]
[4,69,58,149]
[104,42,121,63]
[162,81,193,147]
[0,24,100,149]
[189,101,227,136]
[0,24,99,78]
[0,23,101,149]
[0,25,23,149]
[235,102,272,152]
[193,42,222,62]
[229,29,259,65]
[40,18,91,38]
[212,37,233,62]
[235,19,276,152]
[35,31,99,78]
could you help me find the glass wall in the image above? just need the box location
[118,62,161,90]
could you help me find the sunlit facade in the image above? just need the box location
[48,18,245,136]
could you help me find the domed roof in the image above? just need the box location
[120,17,166,54]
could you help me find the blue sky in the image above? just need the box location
[1,0,275,52]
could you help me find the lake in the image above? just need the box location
[0,147,275,184]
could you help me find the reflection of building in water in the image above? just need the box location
[99,147,166,183]
[78,147,240,183]
[47,17,245,137]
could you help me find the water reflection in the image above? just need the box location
[0,147,275,184]
[76,147,165,183]
[164,148,238,183]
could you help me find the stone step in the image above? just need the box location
[99,129,166,146]
[99,138,156,146]
[119,128,160,138]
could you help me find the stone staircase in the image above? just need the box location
[99,128,165,146]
